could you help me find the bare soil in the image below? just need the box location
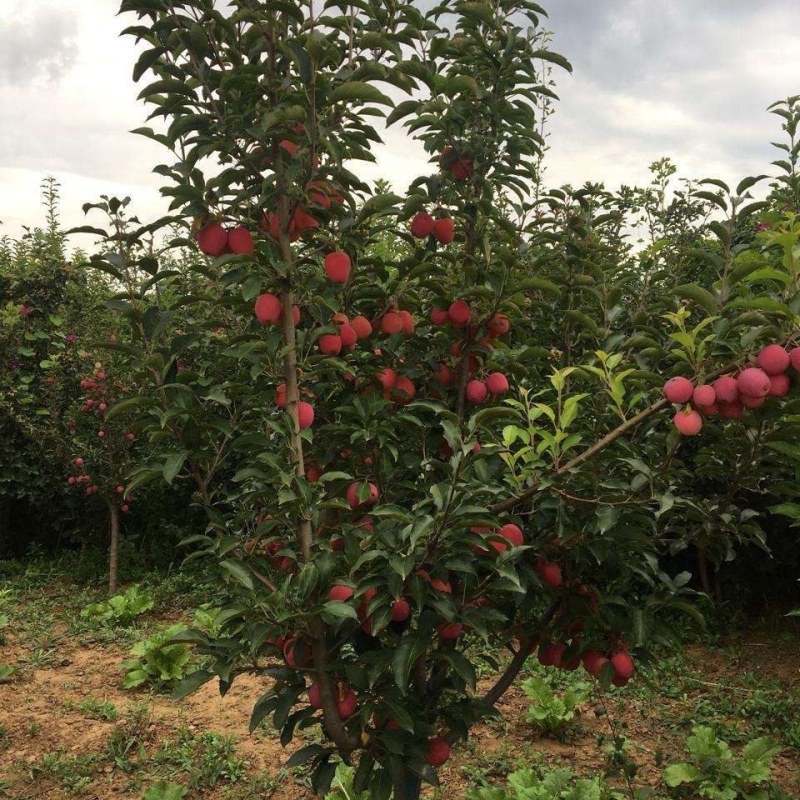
[1,585,798,800]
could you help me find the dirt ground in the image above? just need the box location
[1,582,798,799]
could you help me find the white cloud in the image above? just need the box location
[1,0,799,243]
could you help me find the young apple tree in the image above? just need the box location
[87,1,799,797]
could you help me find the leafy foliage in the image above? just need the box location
[663,727,782,800]
[120,624,194,691]
[522,676,589,737]
[80,584,155,626]
[466,766,605,800]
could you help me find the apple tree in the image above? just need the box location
[86,1,800,798]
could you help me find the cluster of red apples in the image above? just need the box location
[431,299,511,404]
[537,638,635,686]
[666,343,798,435]
[66,368,134,510]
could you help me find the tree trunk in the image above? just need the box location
[392,771,421,800]
[697,547,711,596]
[108,501,120,596]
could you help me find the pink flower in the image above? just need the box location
[10,362,19,370]
[19,305,32,316]
[756,222,770,232]
[65,334,76,343]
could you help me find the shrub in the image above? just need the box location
[663,727,782,800]
[522,676,590,738]
[80,584,154,626]
[467,766,606,800]
[119,624,193,691]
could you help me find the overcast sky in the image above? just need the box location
[1,0,799,241]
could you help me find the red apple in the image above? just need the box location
[673,408,702,436]
[255,293,282,325]
[350,315,372,340]
[410,212,435,238]
[327,585,354,602]
[319,333,342,356]
[346,481,378,510]
[426,737,451,767]
[466,380,487,404]
[391,598,411,622]
[448,299,471,327]
[757,344,789,375]
[713,375,739,403]
[433,217,455,244]
[297,401,314,429]
[381,312,403,335]
[228,225,254,255]
[663,376,693,404]
[324,252,351,283]
[692,384,716,407]
[737,367,770,398]
[197,222,228,256]
[485,372,509,395]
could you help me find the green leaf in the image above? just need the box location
[673,284,717,315]
[219,559,254,591]
[172,669,215,700]
[163,451,188,485]
[663,763,700,787]
[328,82,394,106]
[143,781,187,800]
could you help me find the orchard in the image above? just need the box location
[1,2,799,799]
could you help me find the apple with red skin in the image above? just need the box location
[197,222,228,256]
[769,373,790,397]
[399,310,415,336]
[336,685,358,719]
[409,212,435,238]
[486,372,509,395]
[692,384,716,407]
[713,375,739,403]
[741,394,765,409]
[393,376,416,404]
[538,642,565,667]
[757,343,790,375]
[790,347,800,371]
[327,585,354,602]
[346,481,378,510]
[610,651,635,684]
[227,225,254,255]
[75,457,84,467]
[448,299,471,327]
[426,737,451,767]
[255,293,282,325]
[391,597,411,622]
[431,308,449,325]
[324,252,351,283]
[430,577,452,593]
[720,401,743,419]
[737,367,770,398]
[466,380,488,404]
[297,401,314,429]
[433,217,455,244]
[536,560,562,588]
[338,323,358,349]
[380,311,403,335]
[582,649,607,676]
[377,368,397,391]
[673,408,702,436]
[663,376,693,404]
[319,333,342,356]
[350,315,372,339]
[487,312,509,338]
[308,682,322,710]
[438,622,463,639]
